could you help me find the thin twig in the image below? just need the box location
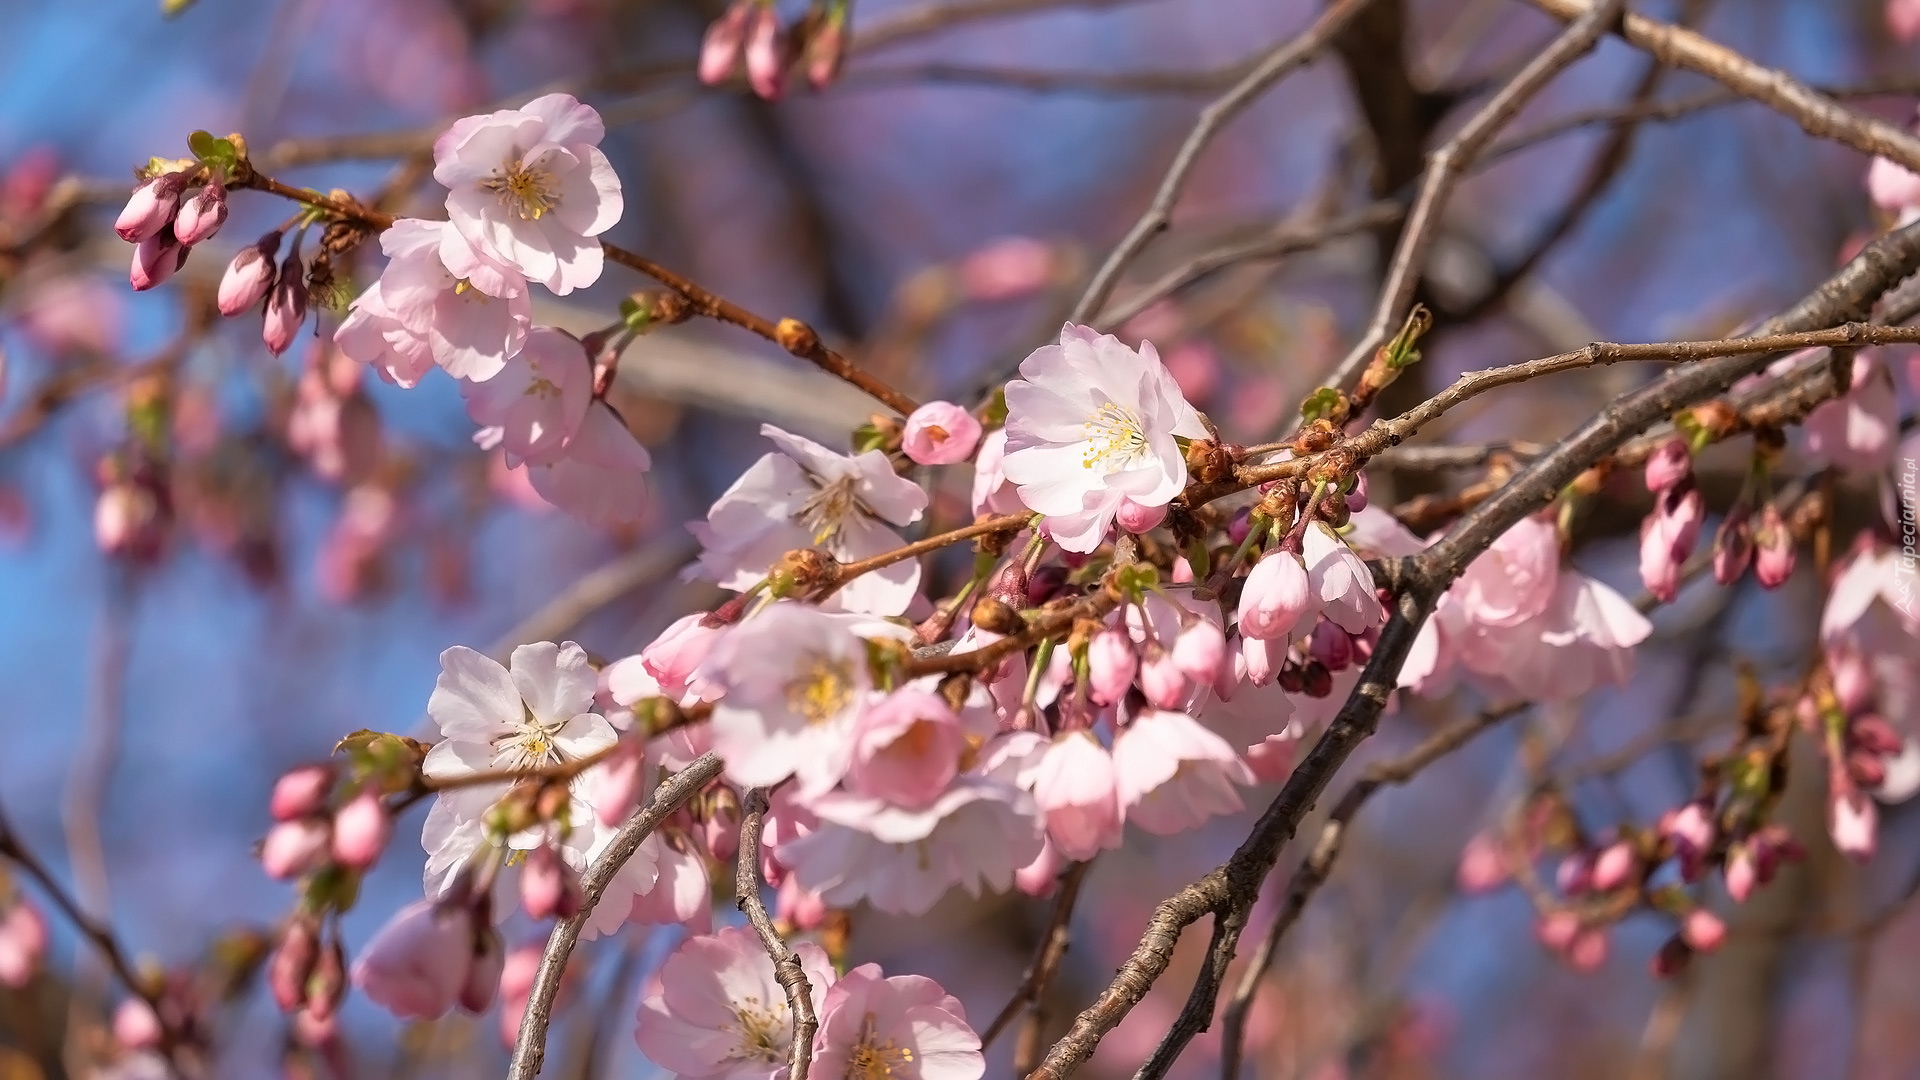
[1065,0,1376,328]
[979,860,1092,1051]
[506,752,724,1080]
[734,789,819,1080]
[1324,0,1629,394]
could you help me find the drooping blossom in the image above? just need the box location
[970,427,1026,517]
[691,425,928,615]
[114,171,187,243]
[633,926,836,1080]
[811,964,985,1080]
[523,401,653,527]
[219,232,281,317]
[1112,708,1253,834]
[1639,483,1704,603]
[335,218,532,385]
[902,401,983,465]
[462,326,590,465]
[606,612,725,709]
[433,93,622,295]
[1237,550,1310,641]
[1000,324,1208,552]
[172,181,227,245]
[844,686,966,809]
[1303,521,1386,633]
[350,899,492,1020]
[1020,730,1124,861]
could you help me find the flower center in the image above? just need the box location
[493,706,567,769]
[483,155,560,221]
[786,655,856,725]
[794,475,864,547]
[846,1015,915,1078]
[1082,401,1148,470]
[724,998,788,1064]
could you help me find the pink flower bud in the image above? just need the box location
[113,998,163,1050]
[172,181,228,245]
[594,741,645,829]
[1754,502,1794,589]
[698,2,751,84]
[261,819,331,879]
[269,919,319,1012]
[1086,627,1137,706]
[0,900,47,988]
[775,874,829,930]
[263,259,308,356]
[1308,619,1353,672]
[1555,851,1593,896]
[1228,507,1254,547]
[1652,935,1692,978]
[1170,619,1225,685]
[330,791,392,870]
[1639,483,1704,603]
[1114,497,1168,534]
[1725,844,1758,903]
[1848,748,1888,789]
[351,901,474,1020]
[519,845,583,921]
[114,172,187,243]
[958,237,1054,301]
[1241,633,1281,687]
[459,927,505,1014]
[1663,801,1715,882]
[1644,437,1692,493]
[1237,551,1310,641]
[305,937,347,1022]
[901,401,983,465]
[1681,909,1726,952]
[744,4,785,101]
[803,12,846,90]
[1849,713,1902,756]
[1455,832,1509,894]
[1566,928,1609,972]
[271,765,334,821]
[704,790,741,863]
[1345,471,1370,513]
[1712,503,1754,585]
[1138,649,1189,709]
[129,226,189,291]
[1831,653,1876,717]
[1015,839,1065,898]
[1589,841,1637,892]
[219,232,281,316]
[1535,911,1581,952]
[1829,789,1877,862]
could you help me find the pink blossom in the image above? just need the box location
[1304,522,1384,633]
[1664,801,1715,882]
[1455,832,1508,894]
[1830,788,1877,861]
[1681,909,1726,952]
[698,1,751,84]
[20,274,123,357]
[271,765,333,821]
[958,236,1055,301]
[1589,841,1636,892]
[129,226,188,291]
[262,818,332,879]
[114,172,186,243]
[1805,352,1898,473]
[1643,436,1692,493]
[812,964,984,1080]
[634,926,836,1079]
[1535,911,1580,952]
[1170,618,1225,684]
[970,427,1026,517]
[1440,568,1653,704]
[336,218,532,385]
[902,401,983,465]
[1114,497,1168,534]
[703,603,889,796]
[1238,550,1310,641]
[0,900,46,988]
[1869,151,1920,223]
[1453,514,1560,627]
[1566,928,1609,972]
[461,928,505,1013]
[1086,625,1137,706]
[1113,709,1253,835]
[778,737,1043,914]
[350,900,480,1020]
[520,842,584,920]
[691,425,927,615]
[1753,502,1795,589]
[434,93,623,295]
[114,998,163,1050]
[497,943,545,1049]
[1725,844,1758,903]
[172,181,227,245]
[1820,538,1918,644]
[743,4,785,100]
[1000,324,1207,552]
[1015,838,1066,897]
[607,612,724,709]
[1020,731,1123,861]
[628,834,713,932]
[1137,648,1189,709]
[525,402,653,527]
[331,790,393,869]
[845,686,965,809]
[463,326,590,465]
[219,234,280,315]
[286,362,382,485]
[1638,484,1702,604]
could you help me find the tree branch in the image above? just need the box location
[735,788,819,1080]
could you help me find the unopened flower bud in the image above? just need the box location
[1754,502,1794,589]
[113,998,163,1050]
[261,819,331,879]
[130,225,189,291]
[519,844,583,921]
[305,936,347,1022]
[1849,713,1902,756]
[269,918,320,1012]
[114,172,187,244]
[1725,843,1758,903]
[1455,832,1509,894]
[1652,935,1692,978]
[744,4,785,101]
[1829,789,1877,862]
[1644,436,1692,493]
[172,181,228,245]
[902,400,981,465]
[1712,503,1754,584]
[1138,649,1189,709]
[1535,911,1581,952]
[1344,471,1370,513]
[271,764,334,821]
[1086,626,1137,705]
[698,1,751,85]
[1566,927,1609,972]
[1831,654,1876,717]
[1300,659,1332,698]
[263,258,308,356]
[1681,908,1726,952]
[1308,619,1353,672]
[330,790,392,870]
[1237,551,1310,641]
[219,232,281,316]
[704,788,742,863]
[1556,852,1593,896]
[1114,497,1168,534]
[0,900,46,989]
[970,595,1021,635]
[1170,619,1225,684]
[776,875,828,931]
[1590,840,1637,892]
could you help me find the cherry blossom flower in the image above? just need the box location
[1303,521,1386,633]
[633,926,836,1079]
[1000,324,1208,552]
[811,964,984,1080]
[1452,513,1559,627]
[422,642,617,815]
[433,93,622,295]
[1894,0,1920,41]
[523,401,653,527]
[0,900,47,988]
[777,736,1044,915]
[1113,708,1253,835]
[350,899,487,1020]
[902,401,983,465]
[462,326,590,466]
[970,427,1026,517]
[1020,730,1124,861]
[335,218,531,385]
[1237,550,1310,641]
[1804,351,1898,473]
[1639,483,1704,603]
[845,686,966,809]
[606,612,724,709]
[701,603,894,797]
[691,425,928,615]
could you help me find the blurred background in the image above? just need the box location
[1,0,1919,1076]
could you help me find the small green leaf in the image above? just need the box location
[188,130,219,159]
[1112,562,1160,602]
[1382,305,1432,370]
[983,386,1008,428]
[1299,386,1344,423]
[851,420,889,455]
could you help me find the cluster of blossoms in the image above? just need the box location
[114,160,228,292]
[699,0,850,99]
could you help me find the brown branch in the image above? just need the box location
[1065,0,1377,327]
[1324,0,1628,394]
[979,861,1093,1056]
[734,788,819,1080]
[853,0,1147,55]
[230,172,919,416]
[817,512,1031,600]
[507,752,723,1080]
[1525,0,1920,175]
